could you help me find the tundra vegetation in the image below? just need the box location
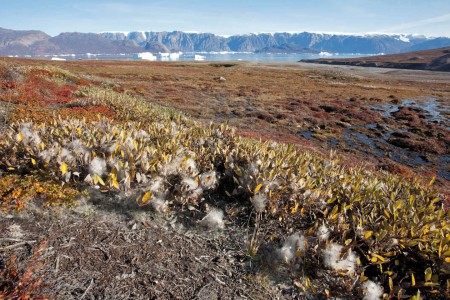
[0,61,449,299]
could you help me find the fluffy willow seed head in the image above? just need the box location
[200,208,224,230]
[362,280,383,300]
[89,157,106,176]
[252,193,268,213]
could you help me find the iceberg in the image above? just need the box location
[169,52,181,60]
[194,55,205,61]
[133,52,156,61]
[51,57,66,61]
[319,51,333,57]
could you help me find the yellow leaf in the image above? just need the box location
[329,205,339,220]
[31,158,36,165]
[428,176,435,186]
[16,132,23,142]
[374,254,386,262]
[389,277,393,291]
[60,163,68,175]
[94,174,105,186]
[443,249,450,257]
[360,273,368,281]
[305,277,311,288]
[142,191,152,204]
[425,268,432,282]
[112,178,120,189]
[364,231,373,239]
[411,273,416,286]
[445,257,450,263]
[254,183,263,194]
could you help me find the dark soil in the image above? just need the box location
[0,190,314,300]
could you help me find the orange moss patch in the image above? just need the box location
[59,105,116,120]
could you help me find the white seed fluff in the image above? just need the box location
[89,157,107,176]
[69,139,88,156]
[181,177,198,191]
[323,242,358,275]
[151,196,168,213]
[200,170,218,190]
[20,123,41,147]
[362,280,383,300]
[278,233,306,263]
[317,223,330,241]
[149,177,164,193]
[58,148,74,164]
[183,158,198,174]
[252,193,268,213]
[200,208,224,230]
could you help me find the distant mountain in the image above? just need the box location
[255,43,320,54]
[96,31,450,54]
[0,27,50,55]
[1,27,450,56]
[0,28,141,56]
[301,46,450,72]
[48,32,141,54]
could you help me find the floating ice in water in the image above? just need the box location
[319,51,333,57]
[194,55,205,61]
[133,52,157,61]
[51,57,66,61]
[169,52,181,59]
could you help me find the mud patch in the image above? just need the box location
[300,98,450,181]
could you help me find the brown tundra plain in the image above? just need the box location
[0,58,449,299]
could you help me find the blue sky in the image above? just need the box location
[1,0,450,37]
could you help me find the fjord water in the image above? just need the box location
[42,52,368,62]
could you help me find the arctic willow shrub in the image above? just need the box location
[0,75,448,298]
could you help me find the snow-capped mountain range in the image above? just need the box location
[1,27,449,56]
